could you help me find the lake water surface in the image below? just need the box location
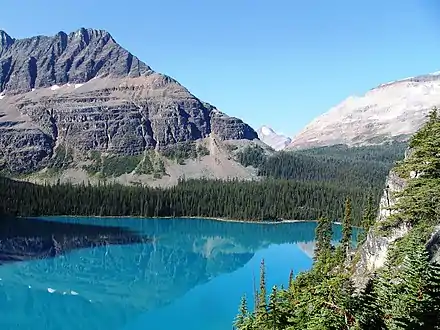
[0,217,344,330]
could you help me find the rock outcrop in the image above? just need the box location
[0,28,258,174]
[289,72,440,149]
[351,171,408,290]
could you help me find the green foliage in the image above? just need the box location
[134,151,167,178]
[0,177,370,222]
[256,259,267,319]
[82,152,145,178]
[234,295,252,330]
[259,143,406,187]
[382,109,440,232]
[225,143,239,152]
[314,216,333,262]
[101,155,142,177]
[341,197,353,255]
[237,145,266,168]
[357,195,375,243]
[375,237,440,329]
[238,143,406,225]
[161,141,209,164]
[196,144,210,157]
[235,109,440,330]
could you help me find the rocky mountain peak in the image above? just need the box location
[0,29,151,94]
[257,125,291,151]
[69,27,113,45]
[0,28,258,176]
[0,30,14,53]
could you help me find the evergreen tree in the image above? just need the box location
[254,259,268,328]
[268,286,281,329]
[314,216,332,262]
[234,295,251,330]
[375,235,440,330]
[358,195,375,243]
[341,197,352,255]
[288,269,294,290]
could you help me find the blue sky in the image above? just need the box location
[2,0,440,136]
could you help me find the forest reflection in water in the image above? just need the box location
[0,216,349,330]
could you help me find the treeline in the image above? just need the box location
[0,177,372,222]
[237,142,406,202]
[234,109,440,329]
[0,141,406,223]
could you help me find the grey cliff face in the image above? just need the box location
[0,28,150,94]
[0,28,257,173]
[351,171,408,291]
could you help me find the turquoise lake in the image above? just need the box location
[0,217,346,330]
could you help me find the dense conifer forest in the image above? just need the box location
[237,141,407,193]
[0,136,406,223]
[0,177,370,222]
[234,109,440,329]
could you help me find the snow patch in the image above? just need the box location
[50,85,61,91]
[261,126,273,136]
[74,83,84,89]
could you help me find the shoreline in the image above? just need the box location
[31,215,345,226]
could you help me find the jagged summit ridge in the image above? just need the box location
[0,28,151,93]
[0,30,14,51]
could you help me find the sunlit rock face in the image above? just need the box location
[351,170,408,290]
[257,126,292,151]
[0,28,257,173]
[289,72,440,149]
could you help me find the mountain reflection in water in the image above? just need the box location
[0,217,348,330]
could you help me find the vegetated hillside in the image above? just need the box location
[237,141,407,211]
[0,138,406,224]
[0,28,258,183]
[234,109,440,330]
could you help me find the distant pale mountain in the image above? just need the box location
[289,72,440,149]
[257,126,292,151]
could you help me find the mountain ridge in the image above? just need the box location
[289,71,440,149]
[0,28,259,182]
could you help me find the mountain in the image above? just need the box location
[289,72,440,149]
[0,28,259,184]
[257,125,291,150]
